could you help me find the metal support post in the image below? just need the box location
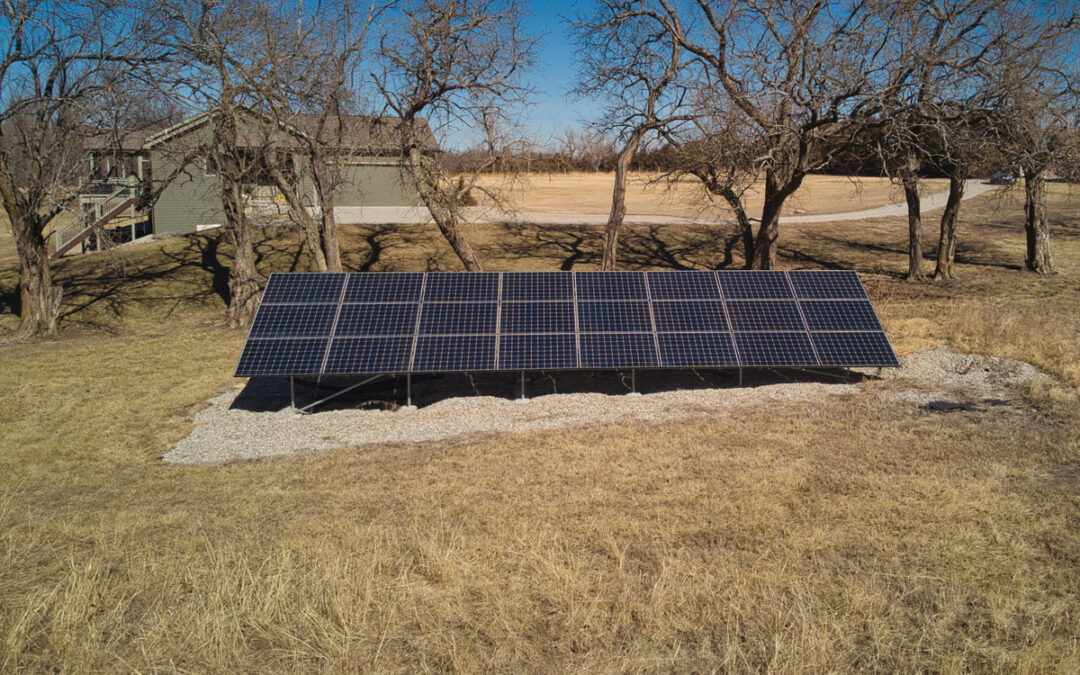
[631,368,636,393]
[297,374,384,413]
[290,376,295,409]
[739,368,743,387]
[520,371,526,400]
[406,373,412,407]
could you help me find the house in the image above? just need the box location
[57,110,435,258]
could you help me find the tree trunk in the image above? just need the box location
[0,153,61,337]
[1023,168,1055,274]
[750,170,803,270]
[900,161,924,281]
[215,110,260,328]
[267,164,329,272]
[601,135,641,271]
[717,187,754,268]
[933,174,964,281]
[311,156,342,272]
[406,146,482,271]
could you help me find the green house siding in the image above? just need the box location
[331,160,419,207]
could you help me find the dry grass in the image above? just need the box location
[477,171,951,218]
[1,177,1079,671]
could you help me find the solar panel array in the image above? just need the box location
[235,270,899,377]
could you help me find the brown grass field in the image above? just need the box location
[0,176,1079,671]
[478,171,951,217]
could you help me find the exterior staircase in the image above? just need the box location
[51,186,140,260]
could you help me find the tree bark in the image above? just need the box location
[750,170,804,270]
[601,132,643,271]
[933,174,964,280]
[717,186,754,268]
[311,155,342,272]
[215,111,260,328]
[0,153,61,337]
[267,163,329,272]
[900,158,924,281]
[1023,168,1055,274]
[406,145,483,271]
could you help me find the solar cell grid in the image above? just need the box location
[657,332,739,367]
[578,300,653,332]
[324,337,413,373]
[575,271,647,299]
[498,334,578,370]
[249,304,338,338]
[501,302,575,334]
[580,333,658,368]
[261,273,345,304]
[413,335,495,371]
[652,301,728,332]
[501,271,574,301]
[800,300,882,332]
[235,338,329,376]
[789,270,867,299]
[343,272,423,303]
[734,332,818,366]
[334,303,419,336]
[715,271,793,299]
[812,331,899,366]
[646,271,722,299]
[419,302,497,335]
[725,300,806,331]
[423,272,499,302]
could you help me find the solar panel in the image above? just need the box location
[343,272,423,303]
[413,335,495,371]
[580,333,658,368]
[261,273,345,304]
[236,270,899,377]
[502,271,573,301]
[499,334,578,369]
[578,301,652,332]
[419,302,497,335]
[501,302,575,334]
[249,304,338,338]
[334,303,418,336]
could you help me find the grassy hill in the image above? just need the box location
[0,182,1078,670]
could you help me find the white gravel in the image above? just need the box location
[164,346,1047,465]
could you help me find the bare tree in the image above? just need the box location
[249,1,385,273]
[637,0,885,269]
[0,0,154,336]
[371,0,534,272]
[160,0,270,327]
[572,0,693,270]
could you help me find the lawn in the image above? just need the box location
[0,178,1078,671]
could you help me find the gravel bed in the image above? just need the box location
[164,346,1047,465]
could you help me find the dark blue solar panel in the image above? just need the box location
[715,271,793,299]
[498,334,578,369]
[576,271,647,299]
[789,270,867,299]
[725,301,805,331]
[657,332,738,367]
[324,337,413,373]
[580,333,658,368]
[652,301,729,332]
[578,301,652,332]
[413,335,495,371]
[235,338,329,376]
[812,332,899,367]
[343,272,423,303]
[261,273,345,304]
[734,332,817,366]
[249,304,337,338]
[419,302,496,335]
[646,271,721,299]
[801,300,882,331]
[334,303,419,336]
[423,272,499,302]
[501,302,575,334]
[502,272,573,301]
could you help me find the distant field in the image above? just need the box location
[477,171,951,218]
[1,183,1079,670]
